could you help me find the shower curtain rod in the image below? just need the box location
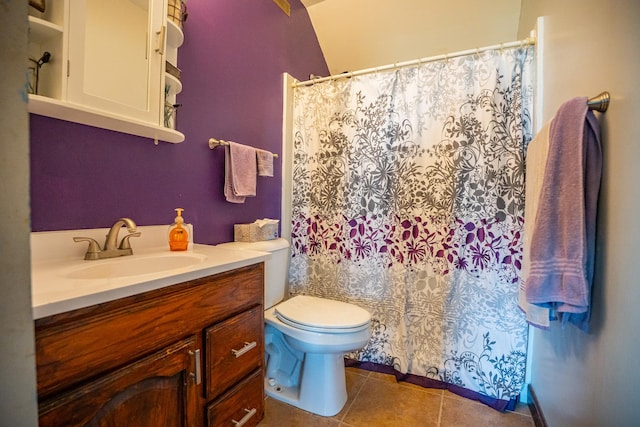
[293,37,536,88]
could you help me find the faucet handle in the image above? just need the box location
[119,232,141,250]
[73,237,101,260]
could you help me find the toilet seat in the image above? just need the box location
[274,295,371,334]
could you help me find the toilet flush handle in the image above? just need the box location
[231,341,257,358]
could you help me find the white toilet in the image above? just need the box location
[218,238,371,416]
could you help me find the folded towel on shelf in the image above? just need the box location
[256,148,274,177]
[519,123,552,329]
[524,97,602,331]
[224,142,257,204]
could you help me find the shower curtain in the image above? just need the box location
[288,45,533,409]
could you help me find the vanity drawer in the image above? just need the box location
[205,305,264,399]
[207,369,263,427]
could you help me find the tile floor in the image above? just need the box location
[257,367,534,427]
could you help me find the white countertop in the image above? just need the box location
[31,226,270,320]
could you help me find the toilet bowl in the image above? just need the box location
[265,295,371,416]
[217,239,372,417]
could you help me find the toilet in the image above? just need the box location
[218,238,371,416]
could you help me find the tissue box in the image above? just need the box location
[234,223,278,242]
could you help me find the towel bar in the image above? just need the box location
[208,138,279,158]
[587,92,610,112]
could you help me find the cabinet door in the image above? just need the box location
[38,336,200,427]
[66,0,164,124]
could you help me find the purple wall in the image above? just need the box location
[29,0,328,244]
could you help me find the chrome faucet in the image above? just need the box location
[74,218,141,260]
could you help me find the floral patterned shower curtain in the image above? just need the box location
[288,46,534,408]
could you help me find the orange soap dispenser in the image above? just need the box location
[168,208,189,251]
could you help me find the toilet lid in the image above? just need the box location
[274,295,371,333]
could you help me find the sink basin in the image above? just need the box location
[66,253,206,280]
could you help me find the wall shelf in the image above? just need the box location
[29,95,185,143]
[166,20,184,48]
[165,73,182,96]
[28,16,63,43]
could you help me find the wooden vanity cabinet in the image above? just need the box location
[35,263,265,427]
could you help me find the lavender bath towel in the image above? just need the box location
[524,97,602,331]
[519,123,552,329]
[224,142,257,203]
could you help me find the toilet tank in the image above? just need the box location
[217,238,290,309]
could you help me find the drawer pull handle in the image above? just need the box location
[232,408,257,427]
[189,349,201,385]
[231,341,257,358]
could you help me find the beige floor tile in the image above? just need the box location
[341,376,441,427]
[345,366,371,378]
[367,371,397,383]
[510,402,532,416]
[442,389,468,401]
[257,397,340,427]
[369,371,444,397]
[397,381,444,397]
[256,370,535,427]
[439,395,534,427]
[443,391,532,417]
[332,370,369,421]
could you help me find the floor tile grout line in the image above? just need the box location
[437,391,444,427]
[339,373,369,423]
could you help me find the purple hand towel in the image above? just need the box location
[524,97,602,331]
[224,142,257,203]
[256,148,274,177]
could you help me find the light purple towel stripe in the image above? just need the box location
[524,97,602,331]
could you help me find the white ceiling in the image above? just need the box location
[300,0,523,76]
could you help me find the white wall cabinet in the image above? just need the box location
[27,0,185,144]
